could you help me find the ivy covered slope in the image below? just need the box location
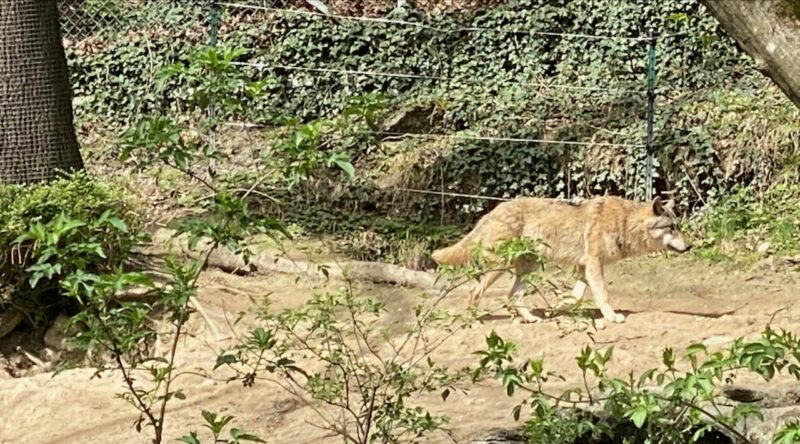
[69,0,799,220]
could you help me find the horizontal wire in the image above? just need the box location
[220,122,646,148]
[231,61,647,95]
[391,187,511,201]
[220,2,444,31]
[391,188,592,203]
[376,131,646,147]
[219,2,657,42]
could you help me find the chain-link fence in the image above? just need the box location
[58,0,195,41]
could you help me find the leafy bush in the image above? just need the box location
[691,184,800,260]
[67,0,800,265]
[69,0,799,212]
[217,277,477,444]
[180,410,265,444]
[475,326,800,443]
[0,172,142,324]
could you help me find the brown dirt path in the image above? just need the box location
[1,255,799,444]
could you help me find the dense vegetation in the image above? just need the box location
[1,1,800,443]
[63,0,799,264]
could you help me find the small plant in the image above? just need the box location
[86,43,386,444]
[214,236,565,444]
[263,92,389,190]
[217,276,475,444]
[474,326,800,444]
[180,410,265,444]
[691,184,800,261]
[63,265,182,442]
[63,45,292,444]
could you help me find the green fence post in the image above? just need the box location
[208,0,220,178]
[644,29,658,202]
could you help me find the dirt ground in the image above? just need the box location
[1,251,799,444]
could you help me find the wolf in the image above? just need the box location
[431,196,691,324]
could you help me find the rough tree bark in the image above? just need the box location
[700,0,800,109]
[0,0,84,184]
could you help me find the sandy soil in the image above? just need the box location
[1,253,799,444]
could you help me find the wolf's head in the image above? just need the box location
[643,197,691,254]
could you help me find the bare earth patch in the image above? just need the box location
[1,254,799,444]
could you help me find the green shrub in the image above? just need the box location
[66,0,800,261]
[691,184,800,260]
[0,172,143,325]
[476,326,800,444]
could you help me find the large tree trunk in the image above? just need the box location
[0,0,84,184]
[700,0,800,109]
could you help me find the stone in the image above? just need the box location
[44,314,76,351]
[0,308,25,339]
[380,104,438,134]
[469,427,526,444]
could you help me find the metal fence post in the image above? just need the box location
[644,29,658,202]
[208,0,220,178]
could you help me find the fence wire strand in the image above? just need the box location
[219,2,656,41]
[220,122,646,148]
[232,61,648,95]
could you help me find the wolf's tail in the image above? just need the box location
[431,220,485,266]
[431,242,471,266]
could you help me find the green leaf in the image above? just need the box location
[629,407,647,429]
[512,404,522,421]
[230,428,266,442]
[441,388,450,402]
[178,432,201,444]
[214,354,238,370]
[332,158,355,179]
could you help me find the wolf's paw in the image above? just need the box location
[518,315,542,324]
[513,309,542,324]
[606,313,626,324]
[601,310,626,324]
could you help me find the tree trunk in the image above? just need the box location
[0,0,84,184]
[700,0,800,109]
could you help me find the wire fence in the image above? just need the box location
[60,0,663,203]
[58,0,196,40]
[216,1,661,202]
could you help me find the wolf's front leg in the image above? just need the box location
[584,259,625,324]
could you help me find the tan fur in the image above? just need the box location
[432,195,691,324]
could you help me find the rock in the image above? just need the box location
[740,406,800,443]
[469,427,526,444]
[0,353,12,380]
[722,384,800,408]
[783,255,800,266]
[380,104,438,134]
[754,256,776,271]
[0,308,25,339]
[756,242,771,255]
[723,385,767,403]
[44,315,76,351]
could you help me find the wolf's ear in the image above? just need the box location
[652,197,664,216]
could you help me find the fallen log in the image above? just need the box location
[150,229,448,291]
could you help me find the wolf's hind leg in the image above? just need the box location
[467,269,503,308]
[511,258,542,323]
